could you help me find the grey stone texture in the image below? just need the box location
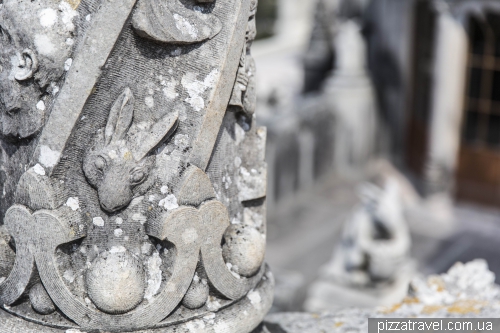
[0,0,272,332]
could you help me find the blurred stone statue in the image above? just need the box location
[305,175,414,311]
[335,178,411,286]
[303,0,377,174]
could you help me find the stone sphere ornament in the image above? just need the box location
[223,225,266,277]
[181,275,210,309]
[0,0,273,331]
[85,251,147,314]
[29,283,56,315]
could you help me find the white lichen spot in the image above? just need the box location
[65,197,80,211]
[51,83,60,95]
[213,321,229,333]
[108,150,118,159]
[160,185,169,194]
[132,213,147,225]
[59,1,78,32]
[93,217,104,227]
[36,100,46,111]
[109,246,126,253]
[234,156,242,168]
[181,69,219,112]
[247,290,262,309]
[145,252,162,300]
[85,14,91,21]
[159,194,179,210]
[66,38,74,46]
[203,313,216,324]
[206,297,222,312]
[39,145,61,168]
[174,134,189,149]
[163,78,179,100]
[34,34,56,56]
[145,96,155,108]
[114,229,123,237]
[64,58,73,71]
[0,277,6,284]
[63,269,75,283]
[240,167,250,177]
[185,319,206,332]
[39,8,58,28]
[149,195,156,202]
[129,196,143,207]
[33,163,46,176]
[141,242,152,254]
[115,217,123,225]
[182,228,198,244]
[173,13,198,38]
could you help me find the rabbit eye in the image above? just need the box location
[95,156,106,171]
[130,169,146,185]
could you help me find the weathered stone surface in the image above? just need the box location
[261,260,500,333]
[0,0,272,331]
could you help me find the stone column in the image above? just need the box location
[0,0,273,332]
[425,10,468,197]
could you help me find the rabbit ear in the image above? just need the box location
[131,110,179,161]
[105,87,135,145]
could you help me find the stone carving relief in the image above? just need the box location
[0,0,273,332]
[228,0,257,118]
[0,0,75,138]
[132,0,222,44]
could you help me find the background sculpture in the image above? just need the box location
[0,0,273,332]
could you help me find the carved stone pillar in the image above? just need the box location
[0,0,273,332]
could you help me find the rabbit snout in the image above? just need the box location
[97,161,152,213]
[97,163,134,213]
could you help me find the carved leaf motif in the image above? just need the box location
[132,0,222,44]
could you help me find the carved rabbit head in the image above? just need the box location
[83,88,178,213]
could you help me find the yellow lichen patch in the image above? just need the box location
[379,303,401,314]
[422,305,443,314]
[311,313,320,319]
[427,275,445,292]
[335,322,344,328]
[447,300,487,315]
[64,0,81,9]
[123,151,133,160]
[402,297,420,304]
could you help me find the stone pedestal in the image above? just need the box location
[263,260,500,333]
[0,0,272,332]
[324,20,377,175]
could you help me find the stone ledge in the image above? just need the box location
[257,259,500,333]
